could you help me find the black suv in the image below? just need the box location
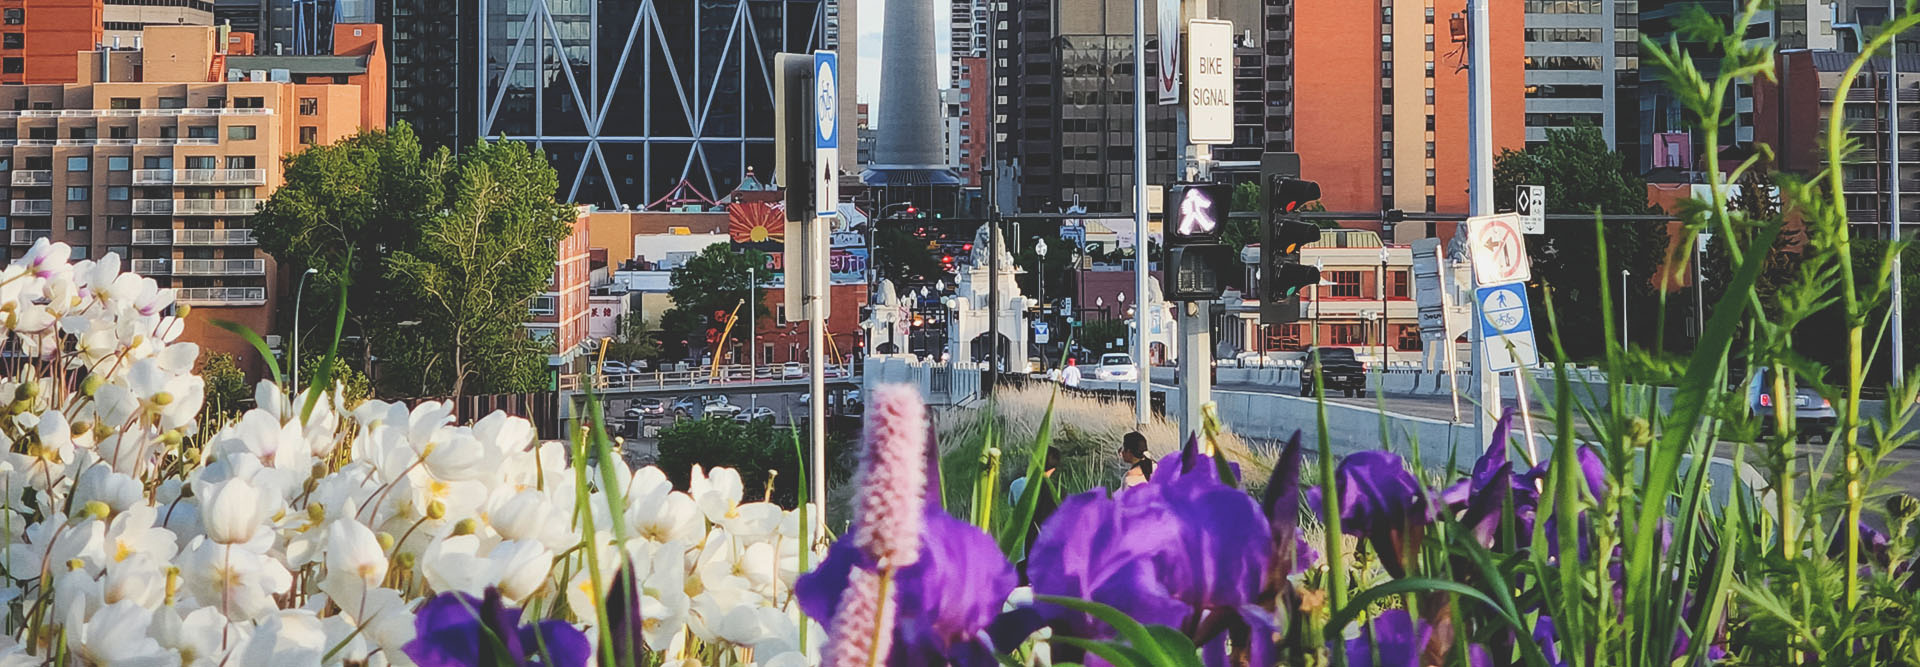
[1300,347,1368,397]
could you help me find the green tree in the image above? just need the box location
[661,244,772,362]
[603,313,662,363]
[253,122,439,380]
[1493,123,1666,360]
[255,124,572,398]
[385,139,575,398]
[198,352,251,416]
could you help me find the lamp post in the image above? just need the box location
[1035,237,1049,322]
[1380,248,1390,369]
[1620,268,1631,350]
[291,267,319,391]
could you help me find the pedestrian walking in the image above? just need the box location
[1119,431,1154,488]
[1061,358,1082,388]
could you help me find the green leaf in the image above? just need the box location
[301,246,352,422]
[208,319,284,387]
[1034,595,1183,665]
[1049,637,1154,667]
[998,388,1061,556]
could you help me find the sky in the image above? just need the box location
[855,0,950,127]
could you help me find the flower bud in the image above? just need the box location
[14,382,38,402]
[164,567,180,606]
[376,532,396,552]
[452,518,478,536]
[395,551,416,569]
[426,500,447,520]
[8,399,29,415]
[176,305,192,319]
[161,430,184,446]
[66,558,84,572]
[1890,494,1920,522]
[70,421,89,438]
[79,375,103,397]
[151,392,174,406]
[91,423,112,441]
[307,502,325,523]
[1626,417,1653,449]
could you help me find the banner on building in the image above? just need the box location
[728,201,786,250]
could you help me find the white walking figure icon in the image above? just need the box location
[1179,188,1217,236]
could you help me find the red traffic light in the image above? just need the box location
[942,255,955,264]
[1268,177,1321,214]
[905,206,918,215]
[962,243,973,252]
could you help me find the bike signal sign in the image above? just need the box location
[1476,282,1539,371]
[1466,213,1532,286]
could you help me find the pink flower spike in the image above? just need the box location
[850,383,929,567]
[825,566,896,667]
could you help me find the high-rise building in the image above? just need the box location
[0,23,386,372]
[995,0,1180,213]
[423,0,856,209]
[945,56,990,187]
[1757,47,1920,234]
[1522,0,1633,151]
[103,0,215,48]
[1293,0,1525,234]
[1,0,103,84]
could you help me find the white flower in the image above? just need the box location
[488,488,564,547]
[151,605,231,667]
[103,553,166,607]
[323,520,388,592]
[690,466,746,526]
[490,539,554,602]
[106,505,179,564]
[65,600,176,667]
[232,609,327,666]
[177,538,294,622]
[625,468,704,546]
[74,464,145,515]
[419,535,491,596]
[196,474,277,545]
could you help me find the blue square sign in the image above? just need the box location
[1475,282,1538,371]
[813,51,839,150]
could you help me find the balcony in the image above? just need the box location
[171,259,266,276]
[9,200,52,216]
[8,229,50,245]
[132,199,174,215]
[175,287,268,306]
[173,229,257,245]
[10,170,51,186]
[173,169,265,186]
[132,169,174,185]
[130,229,172,245]
[129,258,170,275]
[172,199,262,216]
[0,108,277,119]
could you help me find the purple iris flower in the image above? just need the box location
[1154,432,1243,485]
[1829,521,1892,565]
[403,587,589,667]
[1026,465,1271,642]
[1333,451,1432,577]
[1261,431,1306,579]
[1339,609,1489,667]
[796,505,1019,666]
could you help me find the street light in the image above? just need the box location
[1035,237,1049,318]
[1620,268,1631,350]
[291,267,319,392]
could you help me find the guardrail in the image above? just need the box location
[175,286,267,306]
[173,199,262,216]
[174,169,265,186]
[8,229,50,245]
[130,229,171,245]
[129,258,170,275]
[172,258,266,275]
[173,228,257,245]
[9,200,52,216]
[132,199,173,215]
[132,169,174,185]
[10,170,51,186]
[558,364,859,392]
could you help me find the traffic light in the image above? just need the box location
[1162,183,1235,301]
[1259,152,1322,325]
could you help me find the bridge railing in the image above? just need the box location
[559,363,860,393]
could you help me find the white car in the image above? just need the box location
[783,362,804,378]
[703,401,743,419]
[599,361,630,376]
[1094,353,1138,382]
[733,406,777,423]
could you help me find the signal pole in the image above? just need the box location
[1131,0,1151,426]
[1467,0,1500,446]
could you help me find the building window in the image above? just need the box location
[107,186,129,201]
[2,33,20,49]
[228,125,257,140]
[66,157,89,171]
[1327,271,1363,298]
[109,98,140,110]
[187,126,217,139]
[108,125,131,139]
[108,245,127,259]
[70,246,87,260]
[2,9,20,25]
[1389,271,1410,297]
[299,98,318,115]
[234,97,265,109]
[27,127,52,140]
[69,127,96,140]
[108,216,130,231]
[299,126,317,145]
[1396,325,1423,351]
[1329,324,1365,345]
[157,97,185,109]
[66,216,88,230]
[67,187,88,201]
[204,97,224,109]
[3,58,23,74]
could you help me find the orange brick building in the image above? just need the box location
[529,208,593,368]
[1293,0,1525,241]
[2,0,102,85]
[0,23,386,374]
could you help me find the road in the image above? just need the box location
[1213,381,1920,494]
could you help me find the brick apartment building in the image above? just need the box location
[2,0,224,86]
[528,208,592,369]
[0,23,386,372]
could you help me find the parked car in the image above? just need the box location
[1299,347,1368,397]
[599,361,630,376]
[1094,353,1137,382]
[734,406,777,423]
[783,362,805,379]
[724,366,754,381]
[671,396,704,418]
[636,398,667,417]
[1747,367,1836,441]
[704,401,744,419]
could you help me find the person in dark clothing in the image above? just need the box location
[1120,431,1154,488]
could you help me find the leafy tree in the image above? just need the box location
[385,139,575,398]
[661,244,772,362]
[652,417,857,508]
[198,352,250,416]
[1493,123,1666,360]
[255,123,572,399]
[603,313,662,364]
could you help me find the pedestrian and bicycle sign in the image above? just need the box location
[813,51,839,217]
[1466,213,1532,286]
[1475,282,1539,371]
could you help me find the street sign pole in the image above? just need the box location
[809,50,838,512]
[1467,0,1498,448]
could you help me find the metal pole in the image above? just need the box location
[1380,251,1389,369]
[809,216,827,515]
[1894,29,1906,386]
[1621,269,1630,351]
[987,220,1001,393]
[1467,0,1500,446]
[750,266,757,411]
[1131,0,1150,426]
